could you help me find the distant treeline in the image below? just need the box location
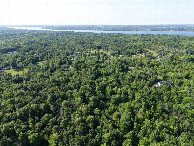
[41,25,194,31]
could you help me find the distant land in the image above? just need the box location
[1,24,194,31]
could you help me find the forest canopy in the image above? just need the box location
[0,29,193,145]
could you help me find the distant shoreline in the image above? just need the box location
[6,26,194,36]
[2,24,194,32]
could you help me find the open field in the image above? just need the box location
[36,61,46,66]
[147,49,158,57]
[6,68,29,76]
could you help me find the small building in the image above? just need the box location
[5,66,11,70]
[107,55,113,58]
[76,52,81,55]
[8,52,13,54]
[70,55,76,57]
[154,81,173,87]
[159,62,164,65]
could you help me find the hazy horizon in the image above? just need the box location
[2,24,194,26]
[0,0,194,25]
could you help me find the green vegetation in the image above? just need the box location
[90,49,111,55]
[36,61,46,66]
[146,49,158,57]
[0,29,193,145]
[5,68,28,76]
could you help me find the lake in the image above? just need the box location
[7,27,194,36]
[8,27,51,31]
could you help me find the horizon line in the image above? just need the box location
[1,24,194,26]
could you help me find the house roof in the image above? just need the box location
[154,81,173,87]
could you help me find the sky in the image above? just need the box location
[0,0,193,25]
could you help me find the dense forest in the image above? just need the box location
[0,29,193,145]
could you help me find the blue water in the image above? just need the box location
[8,27,194,36]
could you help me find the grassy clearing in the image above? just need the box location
[147,49,158,57]
[157,76,163,80]
[6,68,29,76]
[36,61,46,66]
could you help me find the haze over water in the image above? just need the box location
[8,27,194,36]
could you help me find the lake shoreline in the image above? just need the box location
[7,27,194,36]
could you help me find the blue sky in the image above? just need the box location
[0,0,193,25]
